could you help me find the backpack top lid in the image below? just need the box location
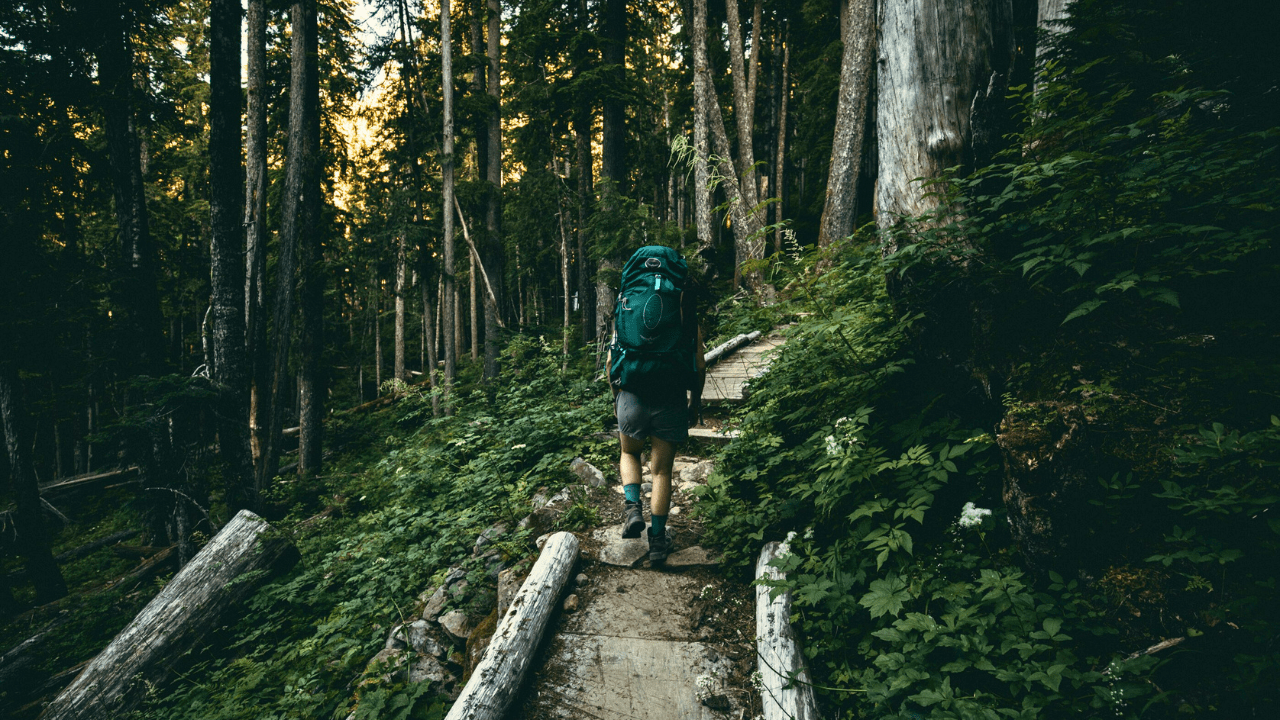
[621,245,688,289]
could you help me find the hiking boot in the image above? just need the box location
[648,529,673,565]
[622,501,645,539]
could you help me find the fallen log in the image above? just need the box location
[704,330,762,368]
[38,467,139,499]
[6,530,140,583]
[756,539,820,720]
[42,510,297,720]
[444,531,579,720]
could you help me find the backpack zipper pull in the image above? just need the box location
[655,274,661,291]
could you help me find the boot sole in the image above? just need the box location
[622,517,645,539]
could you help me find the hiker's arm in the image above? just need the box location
[689,326,705,427]
[606,348,617,400]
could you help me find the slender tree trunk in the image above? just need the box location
[395,231,407,380]
[373,281,382,392]
[482,0,504,381]
[817,0,876,247]
[441,0,457,408]
[691,0,715,251]
[98,13,164,374]
[422,276,441,416]
[558,205,571,370]
[775,27,788,255]
[470,252,478,361]
[573,110,595,343]
[209,0,254,508]
[245,0,269,475]
[876,0,1002,242]
[0,364,68,603]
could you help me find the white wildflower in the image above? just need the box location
[699,584,716,600]
[511,443,527,450]
[835,416,850,427]
[750,671,764,691]
[695,672,716,701]
[958,501,992,528]
[825,435,841,456]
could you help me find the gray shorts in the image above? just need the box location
[615,389,688,444]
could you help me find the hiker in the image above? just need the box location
[607,246,706,565]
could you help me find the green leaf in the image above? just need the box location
[859,576,912,619]
[1062,299,1105,324]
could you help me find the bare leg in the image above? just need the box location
[649,436,676,517]
[620,432,644,490]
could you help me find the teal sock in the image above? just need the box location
[624,484,641,503]
[649,514,667,536]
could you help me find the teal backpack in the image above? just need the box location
[609,246,695,394]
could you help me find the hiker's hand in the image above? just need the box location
[688,398,702,428]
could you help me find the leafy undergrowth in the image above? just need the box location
[119,336,613,720]
[696,234,1278,719]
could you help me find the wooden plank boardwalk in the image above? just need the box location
[702,331,784,404]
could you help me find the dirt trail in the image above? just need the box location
[513,451,761,720]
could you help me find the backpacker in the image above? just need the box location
[609,246,695,394]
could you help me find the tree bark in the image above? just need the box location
[97,10,164,374]
[876,0,1002,238]
[41,511,296,720]
[260,0,316,485]
[691,0,714,251]
[756,540,819,720]
[443,532,579,720]
[422,271,441,417]
[573,105,595,343]
[295,0,324,479]
[245,0,269,474]
[774,27,789,255]
[208,0,254,509]
[0,364,68,603]
[817,0,876,247]
[442,0,457,408]
[395,231,407,380]
[483,0,504,382]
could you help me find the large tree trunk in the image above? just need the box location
[774,28,788,255]
[817,0,876,247]
[441,0,457,409]
[876,0,1003,238]
[694,13,764,289]
[97,12,164,374]
[690,0,714,252]
[260,0,316,485]
[483,0,504,382]
[41,511,296,720]
[0,364,67,603]
[245,0,269,476]
[594,0,626,350]
[208,0,254,510]
[294,0,324,479]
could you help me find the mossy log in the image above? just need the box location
[41,510,296,720]
[444,531,579,720]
